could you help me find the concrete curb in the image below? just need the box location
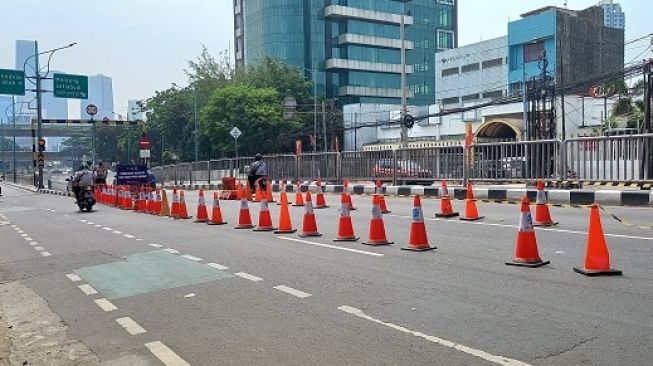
[158,183,651,207]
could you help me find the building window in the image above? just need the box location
[441,67,459,77]
[462,93,480,101]
[437,0,455,4]
[442,96,459,105]
[437,30,454,50]
[461,63,480,73]
[481,58,503,69]
[483,90,504,99]
[438,8,452,28]
[524,41,545,63]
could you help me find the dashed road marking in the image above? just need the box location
[144,341,191,366]
[115,317,147,335]
[181,254,203,262]
[34,246,44,251]
[278,236,385,257]
[94,298,118,312]
[235,272,263,282]
[149,244,163,248]
[40,251,51,257]
[135,238,144,241]
[207,263,228,270]
[79,219,87,223]
[163,248,180,254]
[273,285,312,298]
[338,305,532,366]
[78,284,98,295]
[94,224,102,228]
[124,234,135,239]
[103,227,112,231]
[66,273,82,282]
[113,230,123,235]
[29,241,38,246]
[19,233,27,237]
[24,237,33,241]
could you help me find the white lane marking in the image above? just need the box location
[181,254,203,262]
[135,238,144,241]
[338,306,532,366]
[391,214,653,242]
[94,224,102,228]
[124,234,135,239]
[273,285,312,298]
[149,244,163,248]
[79,219,87,223]
[113,230,123,235]
[115,317,147,335]
[29,241,38,246]
[34,246,44,251]
[183,293,196,298]
[144,341,191,366]
[40,251,51,257]
[94,298,118,312]
[102,227,112,231]
[235,272,263,282]
[10,225,16,228]
[278,236,385,257]
[78,284,98,295]
[163,248,180,254]
[19,233,28,237]
[207,263,228,270]
[66,273,82,282]
[17,230,25,234]
[24,237,33,241]
[87,222,95,225]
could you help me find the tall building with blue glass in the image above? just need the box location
[234,0,457,106]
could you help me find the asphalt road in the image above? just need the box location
[1,183,652,365]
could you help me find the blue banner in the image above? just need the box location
[116,165,148,185]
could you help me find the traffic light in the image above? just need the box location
[37,138,46,152]
[403,114,415,129]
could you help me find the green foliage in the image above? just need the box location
[201,84,301,157]
[0,137,27,151]
[233,57,312,104]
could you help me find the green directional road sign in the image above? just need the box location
[0,69,25,95]
[53,73,88,99]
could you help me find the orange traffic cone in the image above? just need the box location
[293,181,305,207]
[277,181,286,205]
[342,181,357,211]
[274,192,296,234]
[208,191,227,225]
[154,189,162,215]
[176,190,192,220]
[436,193,458,218]
[266,180,275,203]
[254,181,263,202]
[440,180,449,198]
[402,195,436,251]
[362,195,393,246]
[137,187,147,213]
[506,196,550,268]
[315,179,328,209]
[375,180,390,214]
[145,188,154,214]
[254,199,276,231]
[334,193,359,242]
[235,188,255,229]
[574,204,622,276]
[159,190,170,216]
[170,189,179,217]
[194,189,209,223]
[460,183,483,221]
[299,192,321,237]
[533,180,557,226]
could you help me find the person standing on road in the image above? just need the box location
[95,161,108,185]
[248,153,268,192]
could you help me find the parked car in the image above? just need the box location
[372,159,432,182]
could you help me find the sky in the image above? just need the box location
[1,0,650,116]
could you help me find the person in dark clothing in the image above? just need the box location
[248,153,268,191]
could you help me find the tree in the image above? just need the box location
[233,57,312,104]
[201,84,301,157]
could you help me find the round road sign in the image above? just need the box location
[86,104,98,116]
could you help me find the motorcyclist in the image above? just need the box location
[248,153,268,192]
[72,164,95,203]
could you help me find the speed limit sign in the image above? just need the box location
[86,104,98,116]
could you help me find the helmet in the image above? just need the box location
[254,153,263,161]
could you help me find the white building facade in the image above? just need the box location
[599,0,625,30]
[81,74,114,120]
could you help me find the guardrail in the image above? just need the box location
[138,134,653,187]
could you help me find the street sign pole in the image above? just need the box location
[34,41,44,189]
[11,95,16,183]
[86,105,98,166]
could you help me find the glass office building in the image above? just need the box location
[234,0,457,106]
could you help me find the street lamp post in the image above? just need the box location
[23,41,77,188]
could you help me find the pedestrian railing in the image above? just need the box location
[148,134,653,186]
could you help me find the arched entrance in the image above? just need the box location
[475,119,523,143]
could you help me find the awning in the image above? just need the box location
[475,118,523,140]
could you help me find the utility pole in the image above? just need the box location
[34,41,45,189]
[560,61,566,140]
[193,86,198,161]
[12,96,16,183]
[400,13,408,148]
[313,72,317,154]
[321,100,327,152]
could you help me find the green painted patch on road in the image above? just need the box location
[75,251,232,299]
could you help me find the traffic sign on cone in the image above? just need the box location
[334,193,358,242]
[436,194,459,218]
[362,195,393,246]
[194,189,209,223]
[315,179,328,209]
[235,189,255,229]
[208,191,227,225]
[299,192,322,237]
[506,196,550,268]
[574,204,622,276]
[176,190,192,220]
[274,192,296,234]
[402,195,435,252]
[533,180,557,226]
[460,183,483,221]
[293,181,305,207]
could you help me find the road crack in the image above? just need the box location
[531,336,599,362]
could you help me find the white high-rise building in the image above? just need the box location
[599,0,625,30]
[127,99,144,121]
[81,74,114,120]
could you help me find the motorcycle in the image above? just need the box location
[77,186,96,212]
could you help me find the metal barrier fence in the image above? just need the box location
[145,134,653,186]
